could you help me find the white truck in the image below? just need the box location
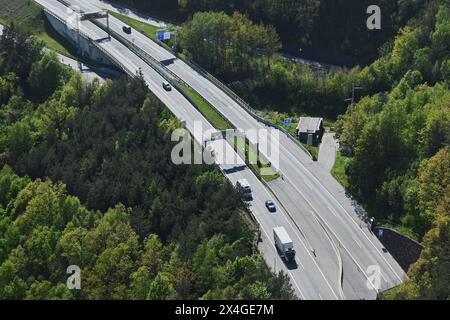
[237,179,253,201]
[273,227,296,262]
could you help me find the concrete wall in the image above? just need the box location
[374,227,423,273]
[45,11,115,67]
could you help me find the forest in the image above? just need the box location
[113,0,450,299]
[0,26,295,300]
[0,0,449,300]
[112,0,426,65]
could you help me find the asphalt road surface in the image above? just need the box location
[90,8,406,296]
[36,0,407,299]
[35,0,351,300]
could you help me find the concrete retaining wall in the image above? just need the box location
[374,227,423,273]
[45,11,114,67]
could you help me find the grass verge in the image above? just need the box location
[331,150,349,189]
[0,0,77,58]
[179,84,279,181]
[263,110,324,160]
[234,136,280,182]
[301,142,319,161]
[111,10,279,181]
[109,11,174,51]
[178,83,233,130]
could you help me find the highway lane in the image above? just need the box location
[56,53,109,82]
[83,8,407,295]
[36,0,344,300]
[268,178,375,299]
[90,11,347,297]
[75,12,347,292]
[275,147,406,292]
[67,0,167,27]
[58,0,407,297]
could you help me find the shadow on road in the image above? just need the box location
[284,259,299,270]
[161,58,175,66]
[223,165,247,175]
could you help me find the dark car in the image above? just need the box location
[122,26,132,34]
[265,200,276,212]
[162,81,172,91]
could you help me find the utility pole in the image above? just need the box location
[274,257,277,273]
[106,11,110,39]
[344,83,363,104]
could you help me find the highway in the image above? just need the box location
[36,0,407,299]
[34,0,348,300]
[71,0,168,27]
[87,6,406,296]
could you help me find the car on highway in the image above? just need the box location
[162,81,172,91]
[265,200,276,212]
[122,25,132,34]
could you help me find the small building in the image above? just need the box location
[296,117,324,146]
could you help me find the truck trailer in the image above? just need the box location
[273,226,296,262]
[237,179,253,201]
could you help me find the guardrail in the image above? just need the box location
[46,1,265,272]
[174,53,316,160]
[92,19,187,85]
[44,8,133,77]
[93,41,135,77]
[57,0,314,160]
[93,12,315,161]
[216,163,262,251]
[256,163,345,299]
[312,214,345,299]
[84,18,266,247]
[90,19,283,178]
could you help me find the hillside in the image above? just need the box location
[0,26,295,300]
[0,0,76,58]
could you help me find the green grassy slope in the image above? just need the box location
[0,0,77,58]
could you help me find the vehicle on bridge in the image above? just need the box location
[274,227,296,262]
[265,200,276,212]
[162,81,172,91]
[237,179,253,201]
[122,25,132,34]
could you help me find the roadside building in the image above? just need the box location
[296,117,324,146]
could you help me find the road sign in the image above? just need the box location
[157,30,171,41]
[284,118,292,126]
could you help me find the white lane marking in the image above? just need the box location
[273,199,340,300]
[381,272,388,283]
[51,0,401,290]
[277,147,405,283]
[352,236,362,249]
[304,177,314,190]
[251,208,306,299]
[80,23,309,296]
[282,173,380,292]
[297,260,305,270]
[328,206,338,217]
[276,143,405,282]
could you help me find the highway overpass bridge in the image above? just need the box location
[34,0,407,300]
